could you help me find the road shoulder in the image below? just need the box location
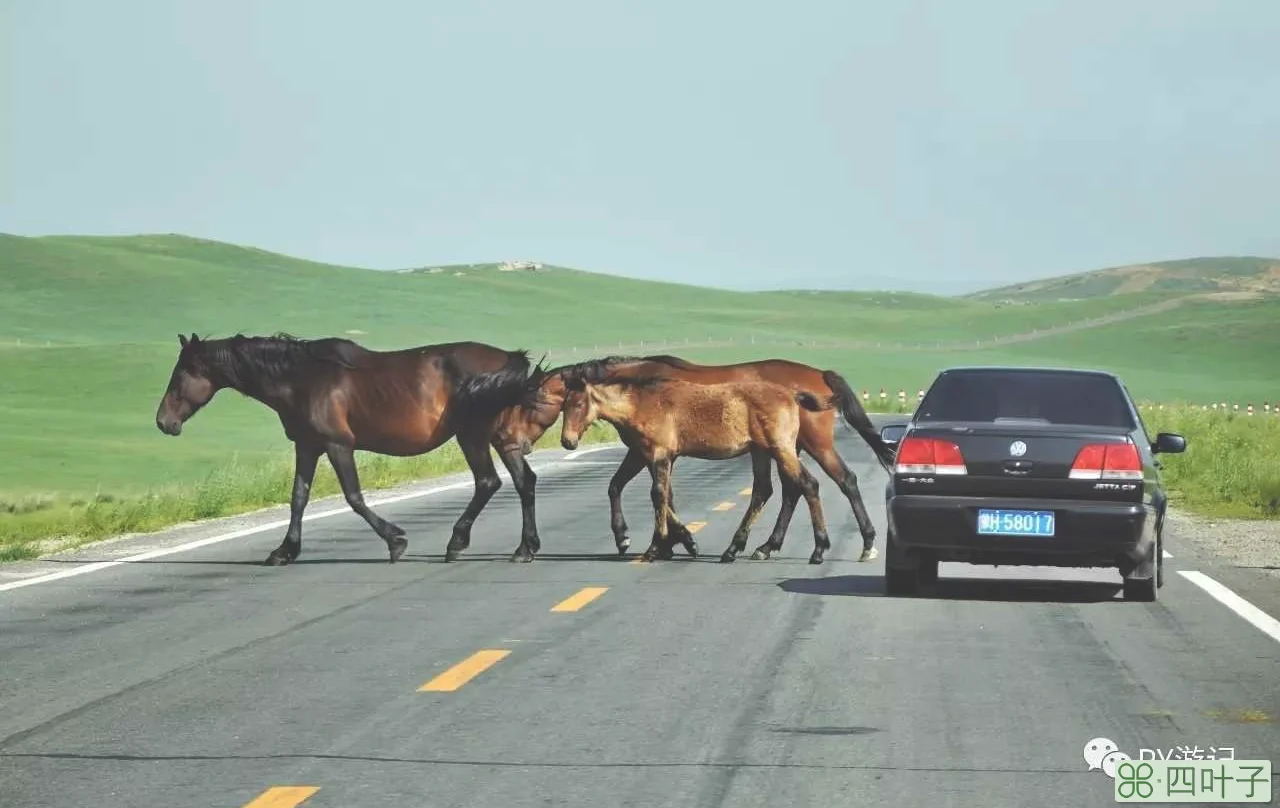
[0,442,622,589]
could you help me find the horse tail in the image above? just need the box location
[448,348,540,418]
[821,369,895,473]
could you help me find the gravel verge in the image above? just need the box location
[1167,507,1280,581]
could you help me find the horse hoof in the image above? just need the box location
[859,547,879,562]
[509,549,534,563]
[444,548,461,562]
[388,537,409,563]
[685,541,699,558]
[750,549,768,561]
[719,552,736,563]
[809,554,824,565]
[264,554,290,567]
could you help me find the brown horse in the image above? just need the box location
[491,359,702,561]
[558,371,837,564]
[154,333,543,565]
[544,354,893,561]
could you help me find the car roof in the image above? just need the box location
[932,365,1122,380]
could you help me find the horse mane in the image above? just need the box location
[554,353,687,386]
[192,332,366,388]
[640,353,698,369]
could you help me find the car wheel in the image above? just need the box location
[1156,529,1165,589]
[1123,575,1157,602]
[885,565,918,596]
[884,527,918,596]
[917,552,939,585]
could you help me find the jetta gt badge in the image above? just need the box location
[1009,440,1028,457]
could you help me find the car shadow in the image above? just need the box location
[777,574,1124,603]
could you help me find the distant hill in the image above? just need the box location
[964,256,1280,303]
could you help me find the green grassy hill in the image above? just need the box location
[1,232,1278,556]
[965,256,1280,302]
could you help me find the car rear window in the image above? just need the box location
[916,370,1136,428]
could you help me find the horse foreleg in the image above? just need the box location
[265,443,322,566]
[641,458,676,562]
[805,440,878,561]
[326,443,408,562]
[661,463,699,558]
[751,450,805,561]
[721,448,774,563]
[445,428,504,562]
[496,443,540,563]
[607,448,645,554]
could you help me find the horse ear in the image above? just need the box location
[178,334,188,347]
[189,332,200,343]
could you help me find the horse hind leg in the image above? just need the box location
[795,464,832,565]
[722,448,774,563]
[805,439,879,561]
[325,442,409,563]
[751,448,806,561]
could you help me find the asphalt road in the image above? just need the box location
[2,417,1278,808]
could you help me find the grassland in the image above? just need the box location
[1,232,1278,560]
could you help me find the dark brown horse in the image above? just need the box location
[558,371,835,564]
[525,354,893,561]
[155,333,543,565]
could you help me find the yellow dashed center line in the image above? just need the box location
[712,501,736,511]
[739,487,753,496]
[241,787,320,808]
[418,649,511,692]
[551,586,609,612]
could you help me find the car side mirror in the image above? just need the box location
[880,424,907,446]
[1152,432,1187,454]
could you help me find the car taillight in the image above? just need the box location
[1069,442,1143,480]
[895,436,967,475]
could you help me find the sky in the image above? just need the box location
[3,1,1279,295]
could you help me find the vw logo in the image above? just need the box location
[1009,440,1028,457]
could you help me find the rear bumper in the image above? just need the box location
[887,494,1157,569]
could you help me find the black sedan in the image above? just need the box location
[878,366,1187,601]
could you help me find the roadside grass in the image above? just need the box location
[1139,407,1280,519]
[0,420,618,563]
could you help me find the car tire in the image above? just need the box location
[1123,575,1157,602]
[1156,529,1165,589]
[884,526,918,596]
[917,553,939,585]
[885,565,918,596]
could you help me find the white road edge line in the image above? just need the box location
[1163,550,1173,559]
[1,444,629,594]
[1177,570,1280,646]
[564,445,619,460]
[0,478,481,594]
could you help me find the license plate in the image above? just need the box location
[977,509,1055,537]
